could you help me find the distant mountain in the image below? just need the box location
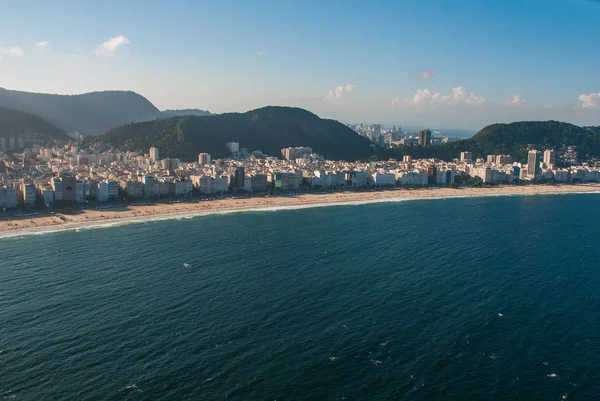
[0,107,71,142]
[95,106,376,161]
[161,109,212,118]
[0,88,162,135]
[389,121,600,162]
[584,126,600,136]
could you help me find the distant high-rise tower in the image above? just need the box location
[419,129,432,147]
[427,166,437,185]
[527,150,542,179]
[460,151,473,162]
[543,149,556,167]
[227,142,240,153]
[149,147,159,162]
[198,153,211,165]
[234,166,245,188]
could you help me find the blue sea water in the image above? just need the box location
[1,194,600,400]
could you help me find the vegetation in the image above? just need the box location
[584,126,600,136]
[161,109,212,118]
[387,121,600,162]
[0,107,71,141]
[94,106,377,161]
[0,87,162,135]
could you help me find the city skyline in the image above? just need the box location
[0,0,599,129]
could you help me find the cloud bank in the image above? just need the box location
[402,86,486,106]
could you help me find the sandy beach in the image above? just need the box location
[1,184,599,238]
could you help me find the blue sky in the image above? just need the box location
[0,0,599,129]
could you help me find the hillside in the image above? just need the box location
[584,126,600,136]
[0,88,162,135]
[95,106,376,161]
[161,109,212,118]
[388,121,600,162]
[0,107,71,142]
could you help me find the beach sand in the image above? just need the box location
[1,184,599,238]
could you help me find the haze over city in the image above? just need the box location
[1,0,599,129]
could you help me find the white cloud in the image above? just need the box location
[326,84,356,101]
[401,86,486,106]
[407,88,434,106]
[35,40,51,48]
[256,50,266,56]
[450,87,487,104]
[95,34,130,56]
[418,70,435,81]
[578,92,600,109]
[507,94,526,104]
[0,46,25,59]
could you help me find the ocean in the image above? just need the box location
[1,194,600,400]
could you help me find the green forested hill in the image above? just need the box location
[0,107,71,141]
[388,121,600,162]
[161,109,212,118]
[95,106,376,161]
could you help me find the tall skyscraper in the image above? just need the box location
[527,150,542,179]
[543,149,556,167]
[226,142,240,153]
[149,147,159,162]
[61,172,77,202]
[460,151,473,162]
[392,125,403,141]
[496,155,513,165]
[281,147,313,161]
[419,129,432,147]
[198,153,211,165]
[234,167,245,188]
[427,166,437,185]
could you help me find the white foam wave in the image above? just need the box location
[2,189,600,239]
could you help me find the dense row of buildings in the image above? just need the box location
[0,136,27,152]
[0,140,598,210]
[459,149,570,183]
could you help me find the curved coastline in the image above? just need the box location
[1,184,600,239]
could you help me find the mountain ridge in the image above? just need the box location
[161,109,212,118]
[94,106,376,161]
[0,87,163,135]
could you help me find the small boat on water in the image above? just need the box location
[183,263,190,268]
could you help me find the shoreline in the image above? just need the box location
[2,184,600,239]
